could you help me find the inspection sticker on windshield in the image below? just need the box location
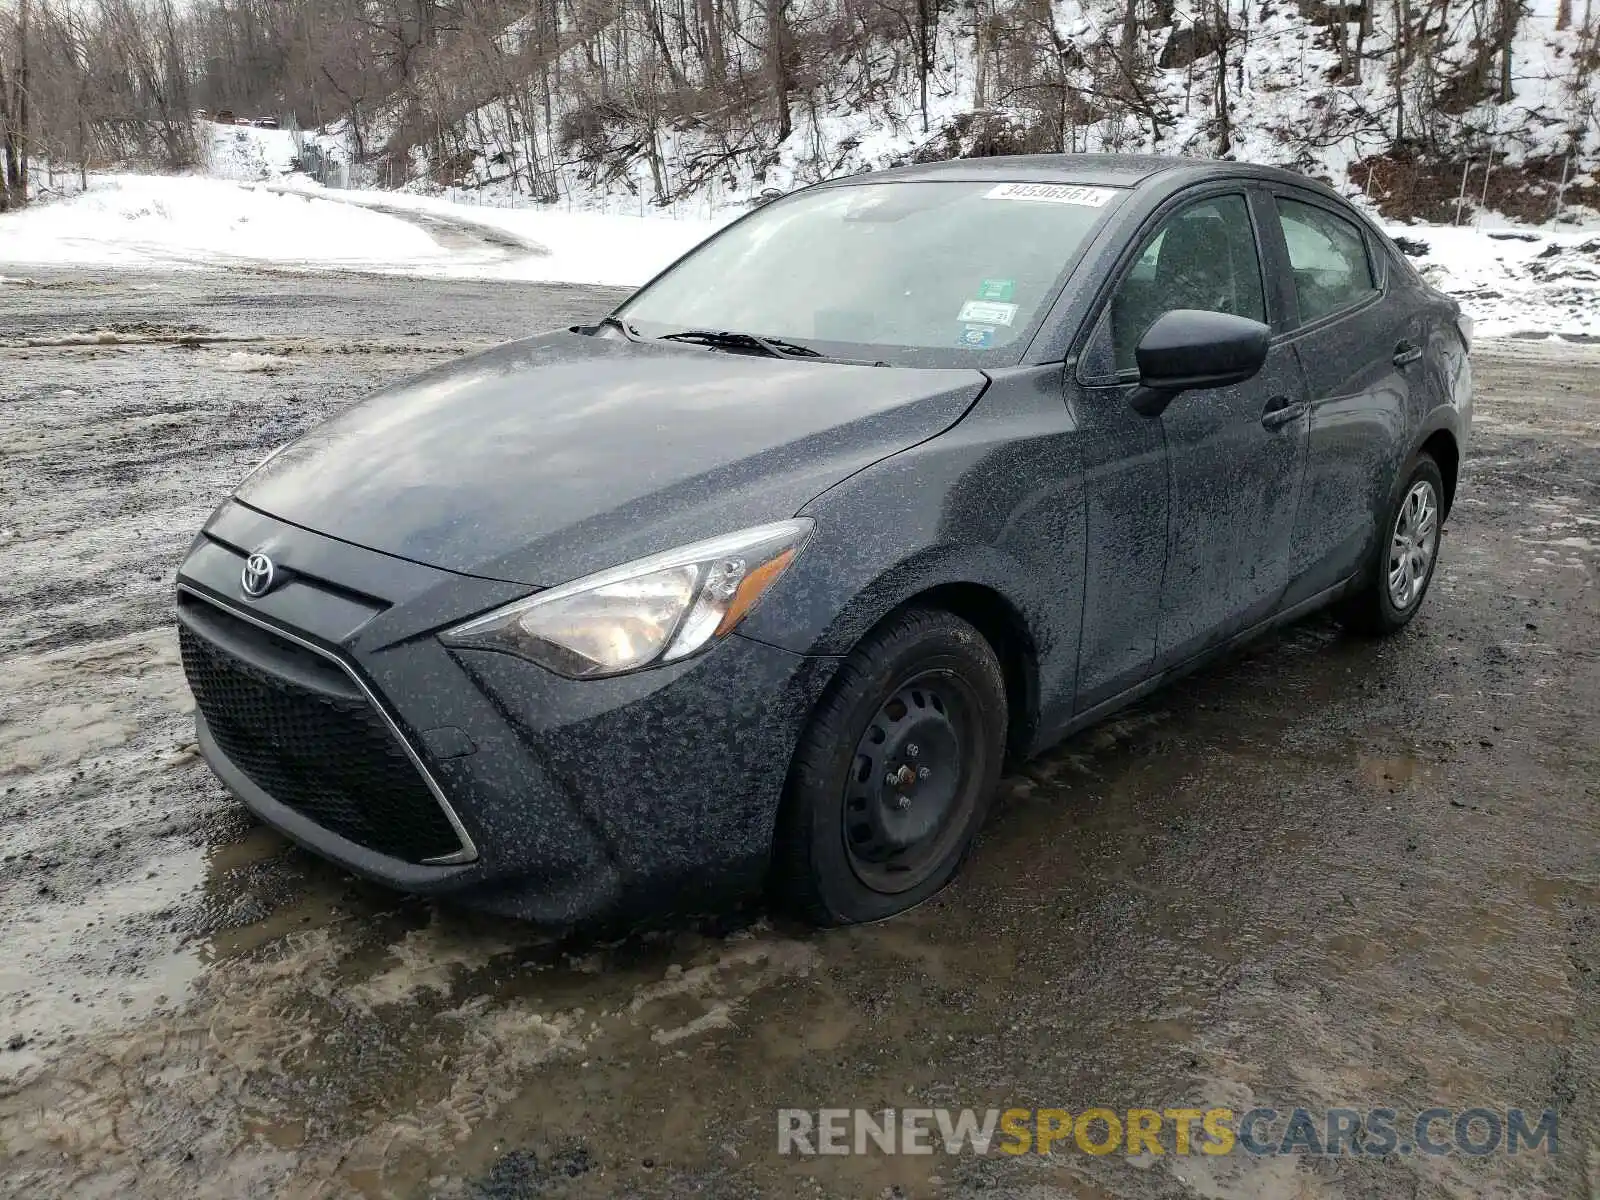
[977,278,1015,301]
[985,182,1114,207]
[957,325,996,348]
[957,299,1018,326]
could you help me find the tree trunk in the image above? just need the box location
[1394,0,1408,142]
[1119,0,1140,91]
[1498,0,1518,100]
[15,0,27,201]
[766,0,792,142]
[917,0,934,133]
[0,57,12,212]
[1353,0,1370,81]
[642,0,688,88]
[697,0,726,87]
[1331,12,1351,82]
[1213,0,1232,156]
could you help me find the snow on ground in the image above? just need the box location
[1380,222,1600,341]
[0,175,458,273]
[202,123,301,182]
[0,168,1593,337]
[0,173,721,287]
[269,178,726,286]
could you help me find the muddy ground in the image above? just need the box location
[0,269,1595,1200]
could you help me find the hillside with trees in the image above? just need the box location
[1,0,1596,222]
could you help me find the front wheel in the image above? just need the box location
[772,608,1007,926]
[1343,452,1445,635]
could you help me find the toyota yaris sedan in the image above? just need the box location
[176,154,1471,926]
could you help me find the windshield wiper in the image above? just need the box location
[655,328,824,359]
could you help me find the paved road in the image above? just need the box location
[0,270,1595,1199]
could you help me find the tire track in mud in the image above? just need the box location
[0,911,819,1199]
[256,187,552,259]
[1,327,488,355]
[0,274,613,1056]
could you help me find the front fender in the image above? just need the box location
[738,406,1087,740]
[748,540,1049,660]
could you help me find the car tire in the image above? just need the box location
[772,608,1007,926]
[1342,452,1446,636]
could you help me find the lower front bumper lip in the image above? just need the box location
[196,714,475,889]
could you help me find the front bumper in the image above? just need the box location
[177,502,839,925]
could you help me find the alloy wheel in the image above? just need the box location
[1388,479,1439,610]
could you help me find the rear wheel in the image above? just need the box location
[1343,453,1445,635]
[773,608,1007,926]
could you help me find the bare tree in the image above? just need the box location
[1212,0,1235,156]
[0,0,1588,227]
[1497,0,1521,99]
[765,0,792,142]
[0,0,29,208]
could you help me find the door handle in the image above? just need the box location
[1261,395,1306,430]
[1393,340,1423,367]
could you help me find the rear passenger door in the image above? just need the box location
[1262,190,1413,604]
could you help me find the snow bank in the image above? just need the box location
[0,175,455,272]
[203,123,301,182]
[0,173,721,286]
[270,181,726,286]
[1383,222,1600,340]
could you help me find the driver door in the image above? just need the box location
[1149,191,1308,661]
[1073,189,1309,708]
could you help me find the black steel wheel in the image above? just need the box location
[773,607,1007,926]
[842,670,981,894]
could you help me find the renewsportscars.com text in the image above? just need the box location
[777,1106,1558,1157]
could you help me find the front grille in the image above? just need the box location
[179,623,464,863]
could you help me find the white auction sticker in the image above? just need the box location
[985,182,1115,207]
[957,299,1019,326]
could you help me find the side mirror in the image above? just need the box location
[1128,309,1271,417]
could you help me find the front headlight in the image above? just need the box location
[440,520,812,678]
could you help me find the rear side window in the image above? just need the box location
[1275,197,1377,323]
[1081,193,1264,377]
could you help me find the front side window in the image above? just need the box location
[1081,193,1265,377]
[1275,197,1377,323]
[618,180,1123,367]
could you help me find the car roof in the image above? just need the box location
[823,153,1328,193]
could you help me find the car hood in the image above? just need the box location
[236,331,987,585]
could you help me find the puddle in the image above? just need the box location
[1359,753,1429,788]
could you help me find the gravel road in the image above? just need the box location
[0,269,1595,1199]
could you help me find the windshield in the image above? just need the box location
[617,179,1123,368]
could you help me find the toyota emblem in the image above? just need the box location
[241,552,276,598]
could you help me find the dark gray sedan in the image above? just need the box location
[176,154,1471,927]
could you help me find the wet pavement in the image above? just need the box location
[0,269,1596,1199]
